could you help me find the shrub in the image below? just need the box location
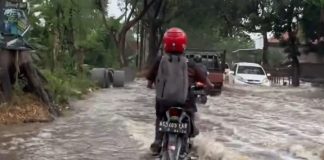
[41,69,96,105]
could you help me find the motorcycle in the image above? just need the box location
[191,82,208,104]
[158,107,192,160]
[157,83,208,160]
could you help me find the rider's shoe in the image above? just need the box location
[193,126,199,137]
[189,139,194,150]
[190,125,199,138]
[179,152,188,159]
[151,118,163,155]
[150,141,162,155]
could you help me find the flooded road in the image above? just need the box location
[0,80,324,160]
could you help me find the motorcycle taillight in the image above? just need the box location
[169,108,182,117]
[196,82,204,87]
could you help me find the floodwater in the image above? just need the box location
[0,80,324,160]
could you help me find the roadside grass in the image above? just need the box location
[0,68,97,125]
[0,92,51,124]
[42,69,97,105]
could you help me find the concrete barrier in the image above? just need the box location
[91,68,130,88]
[123,67,136,82]
[90,68,109,88]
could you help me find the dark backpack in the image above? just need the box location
[155,54,189,106]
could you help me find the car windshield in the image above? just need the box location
[202,59,219,70]
[237,66,265,75]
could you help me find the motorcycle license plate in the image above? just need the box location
[159,121,188,134]
[193,90,205,95]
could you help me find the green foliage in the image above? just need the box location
[27,0,120,70]
[301,2,321,41]
[272,0,304,36]
[268,50,287,66]
[241,0,275,32]
[167,0,255,49]
[23,0,120,106]
[307,0,324,7]
[42,69,96,104]
[302,0,324,39]
[217,37,254,63]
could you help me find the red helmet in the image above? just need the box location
[163,27,187,54]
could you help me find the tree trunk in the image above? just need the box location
[117,31,128,67]
[284,3,300,87]
[139,21,145,70]
[146,23,159,68]
[143,0,166,68]
[288,31,300,87]
[52,1,64,71]
[52,29,60,71]
[291,56,300,87]
[262,31,269,66]
[67,8,75,52]
[21,62,59,116]
[0,75,11,103]
[76,48,85,72]
[0,50,58,115]
[98,0,155,68]
[0,50,11,102]
[0,66,12,102]
[136,22,140,68]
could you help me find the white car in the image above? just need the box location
[229,62,271,87]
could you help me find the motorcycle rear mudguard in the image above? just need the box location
[161,133,184,160]
[160,107,191,160]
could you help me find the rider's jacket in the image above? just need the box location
[146,55,208,86]
[146,55,209,113]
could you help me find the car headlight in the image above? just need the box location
[236,76,245,82]
[262,78,270,84]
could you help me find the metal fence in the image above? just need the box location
[264,63,324,86]
[265,67,292,86]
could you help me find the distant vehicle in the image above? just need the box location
[186,49,226,96]
[229,62,271,86]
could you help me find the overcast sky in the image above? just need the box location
[108,0,122,18]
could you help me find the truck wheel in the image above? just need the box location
[91,68,108,88]
[112,70,125,88]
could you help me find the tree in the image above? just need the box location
[273,0,304,87]
[168,0,253,47]
[241,0,276,65]
[28,0,118,71]
[168,0,227,48]
[142,0,192,68]
[301,0,324,55]
[96,0,155,67]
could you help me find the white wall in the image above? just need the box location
[254,36,263,49]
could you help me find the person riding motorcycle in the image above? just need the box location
[193,55,208,76]
[193,55,202,63]
[146,27,214,154]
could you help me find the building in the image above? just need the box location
[268,32,324,83]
